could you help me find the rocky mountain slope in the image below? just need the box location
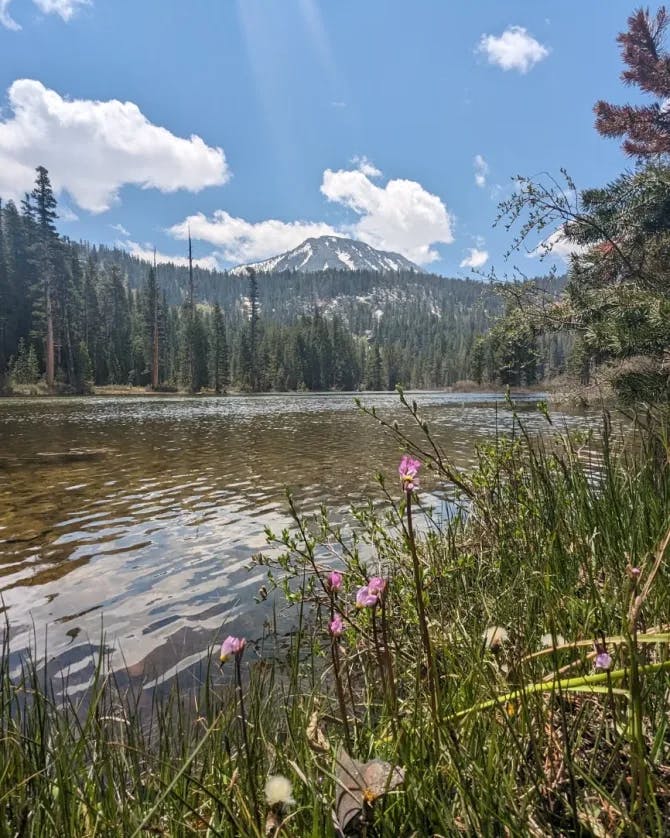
[230,235,422,275]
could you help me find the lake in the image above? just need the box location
[0,392,595,689]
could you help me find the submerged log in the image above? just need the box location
[0,448,111,469]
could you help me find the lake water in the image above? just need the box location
[0,392,595,688]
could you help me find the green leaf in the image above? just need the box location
[451,660,670,720]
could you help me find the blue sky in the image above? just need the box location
[0,0,647,275]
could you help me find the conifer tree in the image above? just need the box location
[211,302,229,394]
[143,259,160,389]
[30,166,59,390]
[62,252,83,388]
[100,265,131,383]
[158,291,172,385]
[191,308,209,390]
[366,343,383,390]
[246,267,260,391]
[595,6,670,156]
[183,230,197,392]
[26,342,39,383]
[0,199,8,376]
[10,337,28,384]
[82,256,101,382]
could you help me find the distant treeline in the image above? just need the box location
[0,167,570,394]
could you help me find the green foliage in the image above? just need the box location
[471,305,541,386]
[9,337,40,384]
[210,302,229,393]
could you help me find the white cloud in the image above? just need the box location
[474,154,488,188]
[33,0,90,21]
[351,155,381,178]
[110,223,130,237]
[477,26,549,74]
[460,248,489,269]
[320,166,454,264]
[119,240,221,272]
[168,212,337,265]
[59,205,78,221]
[0,79,228,212]
[1,0,90,28]
[0,0,19,29]
[529,229,588,261]
[169,163,455,267]
[489,183,504,201]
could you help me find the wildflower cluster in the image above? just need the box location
[326,574,387,631]
[355,576,386,610]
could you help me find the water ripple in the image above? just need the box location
[0,392,602,685]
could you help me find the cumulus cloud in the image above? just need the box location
[169,163,454,267]
[0,79,228,212]
[33,0,90,21]
[474,154,488,188]
[320,165,454,264]
[529,229,588,261]
[477,26,549,73]
[120,239,221,272]
[168,212,337,265]
[460,248,489,269]
[351,155,381,178]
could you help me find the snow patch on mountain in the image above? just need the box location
[230,235,423,275]
[336,249,355,269]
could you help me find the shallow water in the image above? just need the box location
[0,392,595,687]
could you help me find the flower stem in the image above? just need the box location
[371,608,388,700]
[406,494,439,727]
[331,598,353,752]
[380,594,398,717]
[235,655,259,826]
[331,636,353,753]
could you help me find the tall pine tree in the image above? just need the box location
[246,267,260,391]
[211,302,229,394]
[30,167,59,389]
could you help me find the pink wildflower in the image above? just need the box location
[595,651,613,671]
[594,637,613,672]
[399,455,421,492]
[326,570,343,592]
[220,635,246,663]
[329,615,344,636]
[367,576,386,597]
[356,585,378,609]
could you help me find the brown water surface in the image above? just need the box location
[0,392,595,687]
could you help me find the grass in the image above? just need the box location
[1,392,669,836]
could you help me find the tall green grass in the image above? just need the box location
[1,395,669,836]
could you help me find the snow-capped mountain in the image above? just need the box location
[230,236,423,275]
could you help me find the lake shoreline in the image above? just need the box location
[1,382,549,399]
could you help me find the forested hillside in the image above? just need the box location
[0,168,570,394]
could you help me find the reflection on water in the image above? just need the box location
[0,392,595,686]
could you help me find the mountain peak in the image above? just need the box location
[230,236,423,275]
